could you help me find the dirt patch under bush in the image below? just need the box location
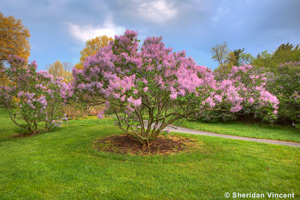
[93,134,201,155]
[12,131,40,138]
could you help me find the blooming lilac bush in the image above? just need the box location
[0,55,69,134]
[71,30,281,145]
[206,65,279,122]
[72,30,279,145]
[267,61,300,127]
[72,30,217,144]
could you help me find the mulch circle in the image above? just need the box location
[11,131,40,138]
[93,134,198,155]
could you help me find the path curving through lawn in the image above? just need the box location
[164,125,300,148]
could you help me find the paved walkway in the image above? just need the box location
[160,124,300,148]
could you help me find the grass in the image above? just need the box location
[0,109,299,199]
[173,120,300,143]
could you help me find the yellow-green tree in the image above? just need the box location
[46,61,64,78]
[62,62,73,83]
[214,52,236,80]
[0,12,31,63]
[46,61,72,83]
[76,35,113,69]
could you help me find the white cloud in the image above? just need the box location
[133,0,177,24]
[68,15,125,43]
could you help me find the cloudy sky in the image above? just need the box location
[1,0,299,70]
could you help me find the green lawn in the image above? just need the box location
[173,120,300,143]
[0,110,299,199]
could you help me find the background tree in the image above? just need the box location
[63,62,72,72]
[275,43,295,55]
[0,12,30,65]
[252,43,300,72]
[76,35,113,69]
[212,43,254,79]
[211,42,230,67]
[239,52,254,65]
[233,48,244,66]
[46,61,64,78]
[62,62,73,83]
[226,51,237,66]
[46,60,72,82]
